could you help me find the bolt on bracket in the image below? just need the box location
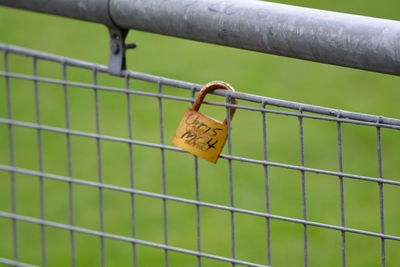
[107,27,136,76]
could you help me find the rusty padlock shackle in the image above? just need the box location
[192,81,237,125]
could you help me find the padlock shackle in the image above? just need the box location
[192,81,237,125]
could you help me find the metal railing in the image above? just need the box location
[1,43,400,266]
[1,0,400,75]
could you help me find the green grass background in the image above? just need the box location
[1,1,400,266]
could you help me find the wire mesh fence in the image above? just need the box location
[1,43,400,267]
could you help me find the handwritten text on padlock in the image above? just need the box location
[177,110,228,153]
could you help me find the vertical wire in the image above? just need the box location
[194,155,202,267]
[4,46,18,262]
[376,125,385,267]
[226,94,236,267]
[93,67,105,267]
[33,57,47,267]
[337,120,346,267]
[298,110,308,267]
[158,79,169,267]
[261,102,271,266]
[191,87,202,267]
[63,62,76,267]
[126,74,137,267]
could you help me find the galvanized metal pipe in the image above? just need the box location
[1,0,400,75]
[0,0,113,25]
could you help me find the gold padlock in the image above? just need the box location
[172,81,237,163]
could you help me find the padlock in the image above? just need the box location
[172,81,237,163]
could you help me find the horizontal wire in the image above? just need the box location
[0,43,199,90]
[1,71,399,130]
[1,165,400,242]
[0,211,269,267]
[220,154,400,186]
[1,118,399,186]
[0,257,39,267]
[1,43,400,127]
[0,71,192,103]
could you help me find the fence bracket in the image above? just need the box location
[107,27,136,76]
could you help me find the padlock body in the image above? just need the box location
[172,109,228,163]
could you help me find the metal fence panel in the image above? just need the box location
[1,44,400,267]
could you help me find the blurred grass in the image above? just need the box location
[1,1,400,267]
